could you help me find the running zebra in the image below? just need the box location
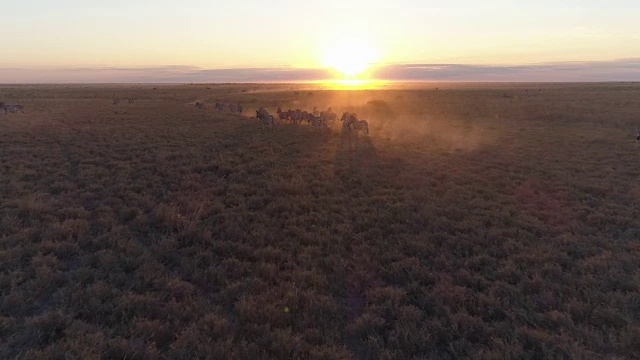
[2,104,24,114]
[229,104,243,113]
[290,109,302,124]
[277,107,290,121]
[321,110,338,126]
[321,111,337,121]
[350,119,369,135]
[302,111,314,123]
[340,112,358,133]
[277,108,289,121]
[256,108,275,132]
[195,102,206,110]
[310,116,328,132]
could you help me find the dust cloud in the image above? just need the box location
[276,88,487,151]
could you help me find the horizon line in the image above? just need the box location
[2,80,640,85]
[1,58,640,83]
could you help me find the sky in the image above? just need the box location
[2,0,640,82]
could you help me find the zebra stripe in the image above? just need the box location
[350,119,369,135]
[256,108,275,132]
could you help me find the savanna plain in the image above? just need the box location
[1,83,639,359]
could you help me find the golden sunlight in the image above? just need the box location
[311,79,390,90]
[323,37,380,78]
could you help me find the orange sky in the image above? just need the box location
[2,1,639,82]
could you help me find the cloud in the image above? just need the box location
[0,66,334,83]
[1,59,640,83]
[371,58,640,82]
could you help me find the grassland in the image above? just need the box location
[1,82,639,359]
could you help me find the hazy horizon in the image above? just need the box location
[3,1,640,83]
[2,58,640,84]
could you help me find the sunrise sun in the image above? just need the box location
[323,38,380,78]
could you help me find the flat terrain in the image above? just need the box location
[1,83,639,359]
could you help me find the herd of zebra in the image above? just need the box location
[113,98,135,105]
[277,106,337,125]
[256,106,369,135]
[0,102,24,114]
[1,97,370,135]
[196,102,244,113]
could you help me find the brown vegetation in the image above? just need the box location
[1,83,639,359]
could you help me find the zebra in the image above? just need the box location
[290,109,302,124]
[321,110,338,124]
[306,111,317,123]
[350,119,369,135]
[237,104,243,114]
[195,102,206,110]
[229,104,238,113]
[340,112,358,133]
[215,103,226,111]
[637,129,640,141]
[256,108,275,132]
[113,98,120,105]
[128,97,135,104]
[277,107,294,122]
[310,116,328,132]
[266,115,276,130]
[277,109,289,121]
[2,104,24,114]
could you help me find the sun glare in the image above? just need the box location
[324,38,380,78]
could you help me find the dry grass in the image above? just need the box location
[1,82,639,359]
